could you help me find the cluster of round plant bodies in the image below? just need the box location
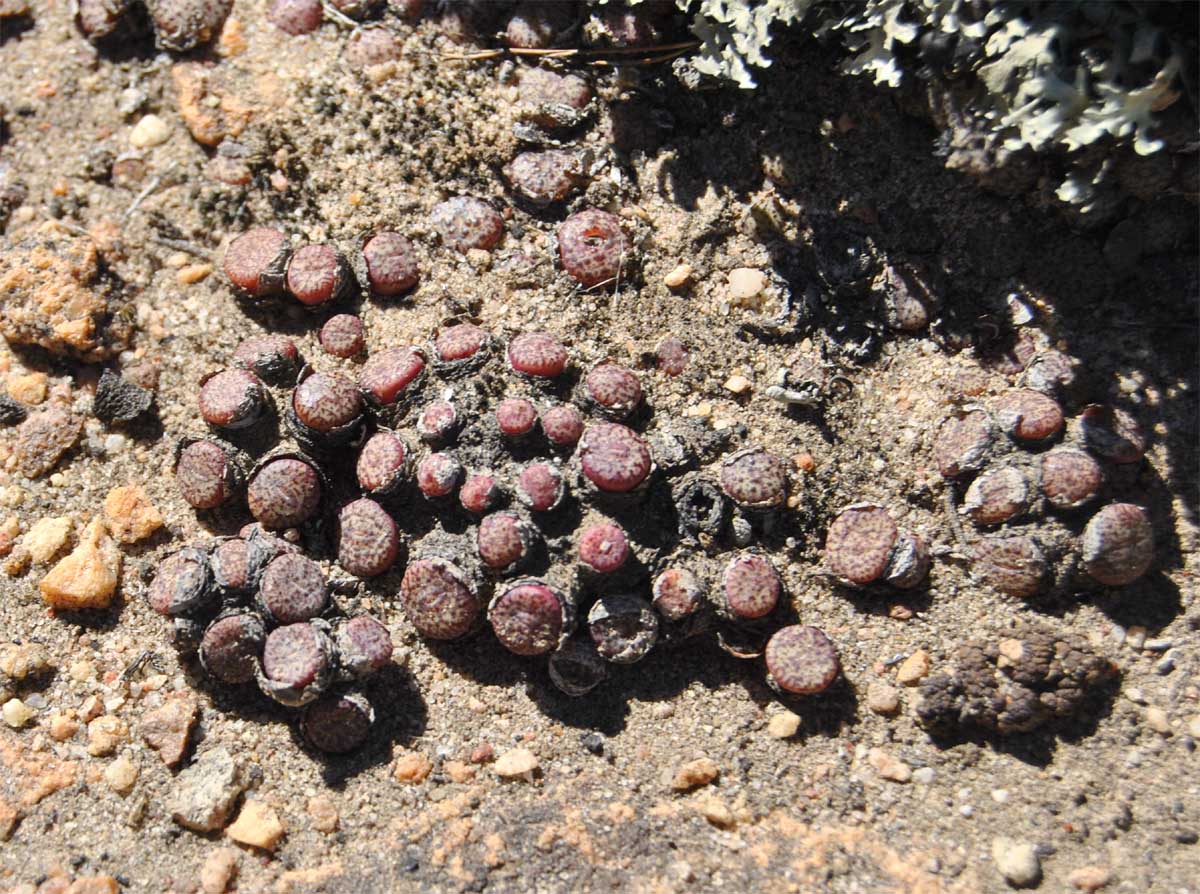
[153,215,852,751]
[932,352,1155,599]
[147,525,392,754]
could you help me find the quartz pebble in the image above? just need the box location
[105,756,139,796]
[766,711,800,739]
[991,837,1041,887]
[728,268,765,304]
[130,114,172,148]
[493,747,539,780]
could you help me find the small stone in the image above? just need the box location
[169,748,245,832]
[671,757,718,791]
[103,485,164,544]
[493,747,539,780]
[867,747,911,782]
[444,760,476,783]
[200,848,239,894]
[24,516,73,564]
[7,372,47,404]
[306,796,339,833]
[0,515,18,557]
[130,114,172,148]
[64,877,120,894]
[87,714,129,756]
[104,756,139,795]
[2,698,34,728]
[1188,715,1200,738]
[866,681,901,715]
[727,267,765,303]
[663,263,693,289]
[896,650,930,685]
[694,794,734,827]
[226,798,285,851]
[723,374,751,395]
[1067,865,1112,891]
[0,642,50,679]
[766,711,800,739]
[912,767,935,785]
[39,517,121,610]
[1143,706,1170,734]
[141,695,198,767]
[177,263,213,285]
[70,659,96,682]
[16,408,82,478]
[48,713,79,741]
[992,838,1041,887]
[393,752,433,784]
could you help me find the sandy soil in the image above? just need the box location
[0,3,1197,893]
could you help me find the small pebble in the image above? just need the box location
[493,747,539,780]
[141,696,198,767]
[23,516,73,564]
[87,714,129,756]
[895,650,930,685]
[724,374,751,395]
[867,747,911,783]
[2,698,34,728]
[766,711,800,739]
[306,796,339,833]
[671,757,718,791]
[39,518,121,610]
[393,752,433,784]
[103,485,164,544]
[177,263,213,285]
[866,681,900,715]
[727,267,765,303]
[912,767,935,785]
[1143,706,1170,734]
[1067,865,1112,891]
[694,794,734,827]
[199,847,239,894]
[225,799,285,851]
[48,713,79,741]
[105,756,139,795]
[663,263,693,289]
[130,114,172,148]
[991,837,1041,887]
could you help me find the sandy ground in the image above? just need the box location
[0,3,1197,893]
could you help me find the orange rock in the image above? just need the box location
[103,486,164,544]
[172,63,255,147]
[670,757,718,791]
[393,752,433,784]
[64,876,120,894]
[0,224,130,360]
[40,518,121,610]
[226,799,285,851]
